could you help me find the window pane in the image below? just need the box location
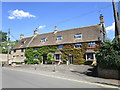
[75,43,82,48]
[74,34,82,38]
[41,38,47,42]
[34,48,38,51]
[88,42,96,47]
[58,45,63,49]
[87,53,94,59]
[56,54,60,60]
[57,36,63,41]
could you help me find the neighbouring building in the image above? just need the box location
[9,14,106,64]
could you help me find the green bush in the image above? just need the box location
[47,53,54,63]
[96,39,120,69]
[33,59,39,64]
[39,56,43,63]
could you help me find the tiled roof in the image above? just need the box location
[13,24,102,49]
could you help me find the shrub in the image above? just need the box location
[33,59,39,64]
[47,53,54,63]
[96,39,120,69]
[39,56,43,63]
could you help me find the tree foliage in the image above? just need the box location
[0,31,16,54]
[96,39,120,69]
[0,31,7,42]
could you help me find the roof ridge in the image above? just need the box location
[21,24,100,39]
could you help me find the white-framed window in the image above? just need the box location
[74,43,82,48]
[57,36,63,41]
[88,42,96,47]
[58,45,63,49]
[41,38,47,42]
[74,33,82,38]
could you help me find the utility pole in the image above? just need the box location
[112,0,120,42]
[7,28,10,65]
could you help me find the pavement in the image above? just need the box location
[3,64,120,88]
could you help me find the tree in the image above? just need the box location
[96,39,120,69]
[0,31,15,54]
[0,31,7,42]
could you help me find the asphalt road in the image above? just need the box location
[2,68,117,88]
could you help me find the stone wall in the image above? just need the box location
[98,66,120,80]
[10,49,25,64]
[0,54,10,65]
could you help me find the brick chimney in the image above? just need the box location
[100,14,104,24]
[34,29,38,36]
[20,34,24,40]
[54,26,58,34]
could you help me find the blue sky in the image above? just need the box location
[2,2,116,41]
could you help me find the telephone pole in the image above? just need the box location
[112,0,120,42]
[7,28,10,65]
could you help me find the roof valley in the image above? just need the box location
[26,35,36,47]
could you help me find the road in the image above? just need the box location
[2,67,118,88]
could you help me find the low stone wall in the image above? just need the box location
[98,66,120,80]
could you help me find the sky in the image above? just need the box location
[2,1,118,41]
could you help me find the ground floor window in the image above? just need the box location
[86,53,96,60]
[54,54,61,60]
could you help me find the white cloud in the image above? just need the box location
[8,9,36,19]
[38,25,46,29]
[105,22,115,32]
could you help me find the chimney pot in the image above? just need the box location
[54,26,58,34]
[20,34,24,40]
[34,29,38,36]
[100,14,104,24]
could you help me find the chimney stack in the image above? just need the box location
[54,26,58,34]
[20,34,24,40]
[34,29,38,36]
[100,14,104,24]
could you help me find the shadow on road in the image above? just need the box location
[71,66,98,77]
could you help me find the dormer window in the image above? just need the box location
[21,40,27,45]
[21,41,25,45]
[74,33,82,38]
[57,36,63,41]
[41,38,47,42]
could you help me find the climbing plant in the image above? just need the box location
[25,46,57,64]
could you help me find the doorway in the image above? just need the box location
[68,55,73,64]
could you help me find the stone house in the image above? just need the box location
[9,14,106,64]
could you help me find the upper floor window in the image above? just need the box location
[58,45,63,49]
[41,38,47,42]
[74,33,82,38]
[88,42,96,47]
[74,43,82,48]
[14,49,16,53]
[57,36,63,41]
[34,48,38,51]
[21,49,24,52]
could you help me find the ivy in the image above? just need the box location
[25,43,92,65]
[25,46,57,64]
